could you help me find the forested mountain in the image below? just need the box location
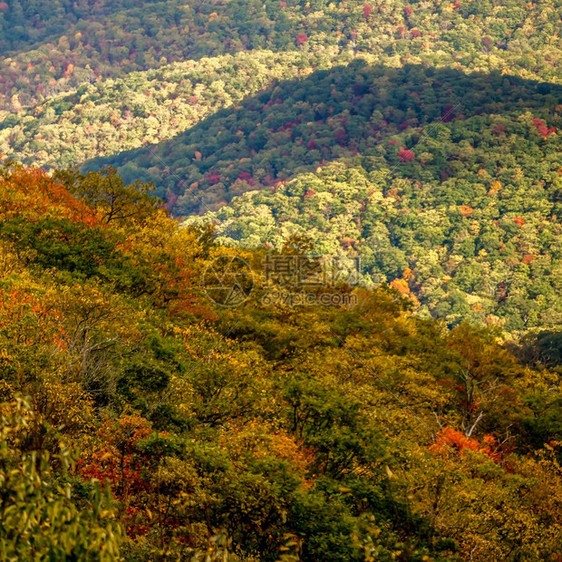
[0,0,559,110]
[0,0,560,334]
[0,50,319,168]
[87,63,561,212]
[1,0,561,559]
[0,165,560,560]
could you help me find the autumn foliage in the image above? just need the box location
[0,165,100,226]
[0,0,561,557]
[0,165,561,560]
[398,149,415,162]
[430,427,503,462]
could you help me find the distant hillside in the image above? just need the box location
[1,0,559,110]
[85,63,562,214]
[0,50,318,168]
[185,141,562,335]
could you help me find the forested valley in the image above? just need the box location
[0,1,561,560]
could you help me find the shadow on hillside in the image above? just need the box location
[83,60,562,215]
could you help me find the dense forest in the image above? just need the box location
[0,0,561,559]
[0,1,560,336]
[0,0,559,110]
[0,165,560,560]
[87,63,562,213]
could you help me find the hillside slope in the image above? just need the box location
[86,62,562,213]
[0,165,560,560]
[1,0,560,110]
[1,0,560,336]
